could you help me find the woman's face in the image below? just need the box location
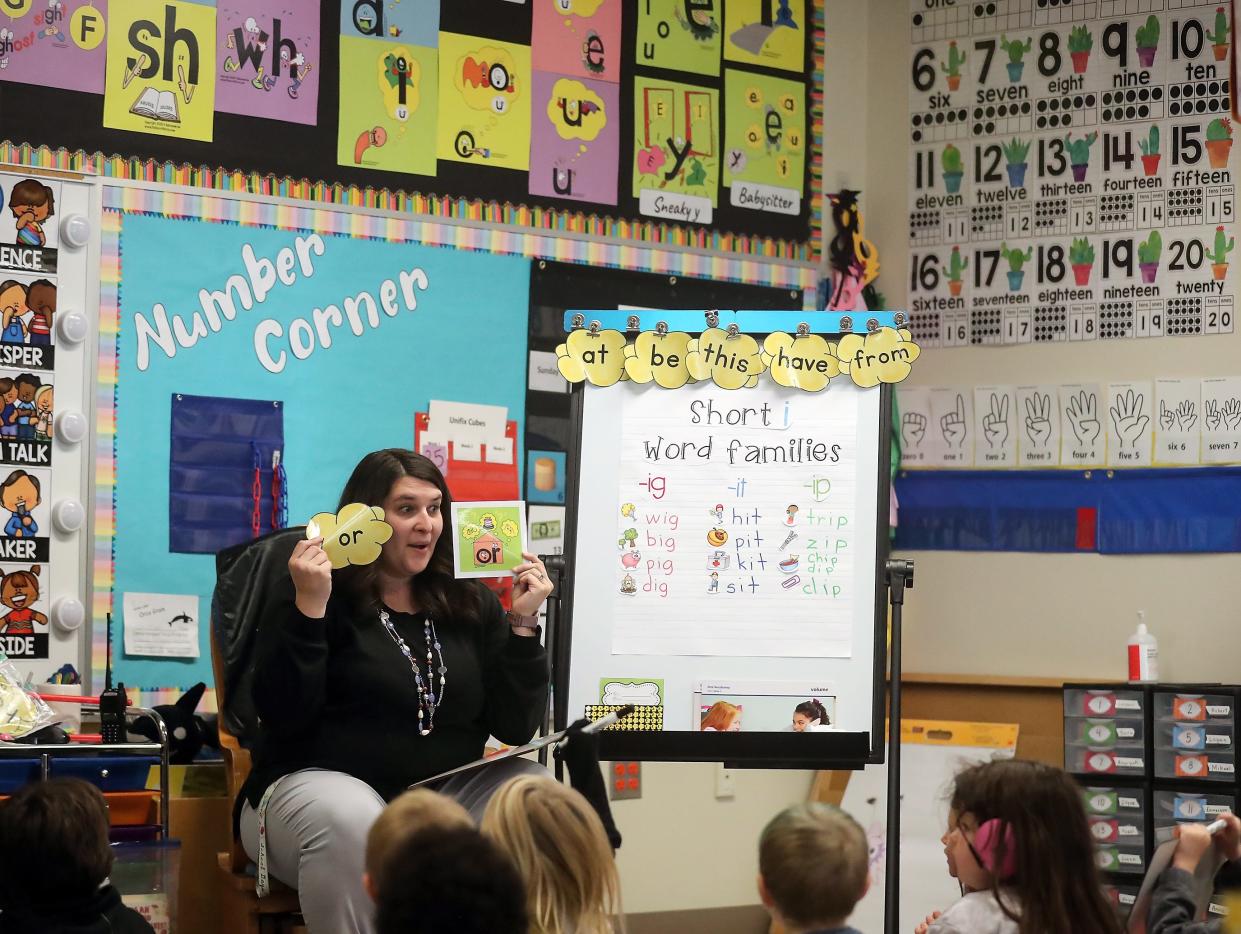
[792,712,814,732]
[377,476,443,578]
[726,714,741,732]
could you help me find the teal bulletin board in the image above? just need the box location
[104,192,530,695]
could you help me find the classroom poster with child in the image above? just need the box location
[0,0,109,93]
[0,368,52,467]
[0,174,59,373]
[103,0,217,141]
[0,561,50,659]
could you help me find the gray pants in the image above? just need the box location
[240,757,547,934]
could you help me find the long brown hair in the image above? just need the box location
[334,449,483,623]
[949,759,1123,934]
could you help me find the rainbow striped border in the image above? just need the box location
[101,185,817,288]
[809,0,826,258]
[92,185,815,708]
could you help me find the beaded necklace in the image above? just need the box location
[377,609,446,736]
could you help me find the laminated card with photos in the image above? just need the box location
[563,377,886,750]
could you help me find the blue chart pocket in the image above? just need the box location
[168,394,284,555]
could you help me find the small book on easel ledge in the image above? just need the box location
[130,87,180,122]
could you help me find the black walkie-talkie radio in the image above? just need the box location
[99,612,127,744]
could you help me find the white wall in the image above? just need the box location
[616,1,873,914]
[616,764,813,914]
[865,0,1241,683]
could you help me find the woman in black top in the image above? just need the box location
[237,449,551,934]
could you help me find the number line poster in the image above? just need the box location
[907,0,1237,348]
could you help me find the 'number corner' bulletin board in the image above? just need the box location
[93,183,820,705]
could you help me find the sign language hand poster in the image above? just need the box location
[906,0,1237,349]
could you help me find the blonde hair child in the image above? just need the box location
[482,775,621,934]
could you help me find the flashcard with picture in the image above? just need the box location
[451,500,529,578]
[0,561,50,660]
[0,172,60,275]
[0,367,52,467]
[0,270,57,371]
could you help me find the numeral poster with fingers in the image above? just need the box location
[899,375,1241,467]
[907,0,1238,349]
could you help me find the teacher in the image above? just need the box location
[237,449,552,934]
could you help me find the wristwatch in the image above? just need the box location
[505,610,540,636]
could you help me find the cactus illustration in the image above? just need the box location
[1206,117,1233,167]
[1000,35,1032,81]
[1001,35,1032,62]
[1000,242,1032,291]
[1139,125,1160,175]
[1069,238,1095,266]
[1209,6,1229,60]
[1208,225,1234,279]
[1068,25,1093,52]
[1135,15,1160,67]
[1070,238,1095,285]
[941,144,964,193]
[1139,125,1159,156]
[1002,138,1031,186]
[1001,242,1032,272]
[1064,131,1098,180]
[941,41,966,90]
[1068,26,1093,72]
[942,245,968,295]
[1137,230,1162,283]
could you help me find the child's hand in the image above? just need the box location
[1214,812,1241,862]
[915,910,942,933]
[1172,823,1215,872]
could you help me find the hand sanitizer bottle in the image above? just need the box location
[1127,611,1159,682]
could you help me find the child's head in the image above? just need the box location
[758,803,869,932]
[0,378,14,403]
[942,759,1122,934]
[481,775,619,934]
[1,469,39,512]
[8,179,55,221]
[792,699,830,731]
[700,700,740,731]
[375,824,528,934]
[364,788,472,897]
[15,373,39,403]
[26,279,55,317]
[0,281,27,322]
[0,777,112,910]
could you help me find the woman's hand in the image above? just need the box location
[509,552,553,617]
[914,910,942,934]
[289,537,332,618]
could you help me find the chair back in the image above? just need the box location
[208,527,303,867]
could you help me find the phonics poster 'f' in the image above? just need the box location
[0,0,108,93]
